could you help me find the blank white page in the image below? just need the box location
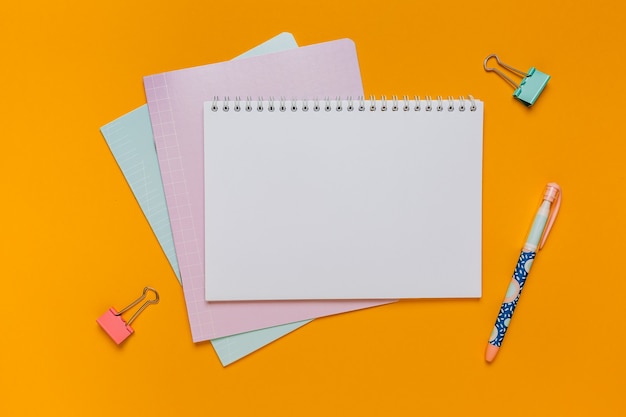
[204,98,483,300]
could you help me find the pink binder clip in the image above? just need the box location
[97,287,159,345]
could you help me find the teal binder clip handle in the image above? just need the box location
[484,54,550,107]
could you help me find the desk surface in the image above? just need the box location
[2,1,624,416]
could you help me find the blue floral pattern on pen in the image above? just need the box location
[489,251,536,348]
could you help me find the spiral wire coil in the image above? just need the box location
[211,95,477,113]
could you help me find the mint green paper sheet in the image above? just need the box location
[101,32,311,366]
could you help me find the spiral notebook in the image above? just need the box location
[204,96,484,301]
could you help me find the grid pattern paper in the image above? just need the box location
[144,39,395,342]
[101,105,181,282]
[211,320,311,367]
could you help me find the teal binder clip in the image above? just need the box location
[483,54,550,107]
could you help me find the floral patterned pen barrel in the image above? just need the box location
[486,183,562,363]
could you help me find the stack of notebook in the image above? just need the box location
[101,33,484,366]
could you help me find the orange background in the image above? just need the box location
[2,1,625,415]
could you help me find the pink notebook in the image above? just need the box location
[144,39,394,342]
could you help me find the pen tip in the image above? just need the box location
[485,344,499,363]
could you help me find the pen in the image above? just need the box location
[486,183,562,363]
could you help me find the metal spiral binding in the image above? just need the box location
[425,96,432,111]
[414,96,421,111]
[324,97,332,112]
[336,96,343,112]
[210,96,477,112]
[436,96,443,111]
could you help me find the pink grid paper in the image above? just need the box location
[144,39,395,342]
